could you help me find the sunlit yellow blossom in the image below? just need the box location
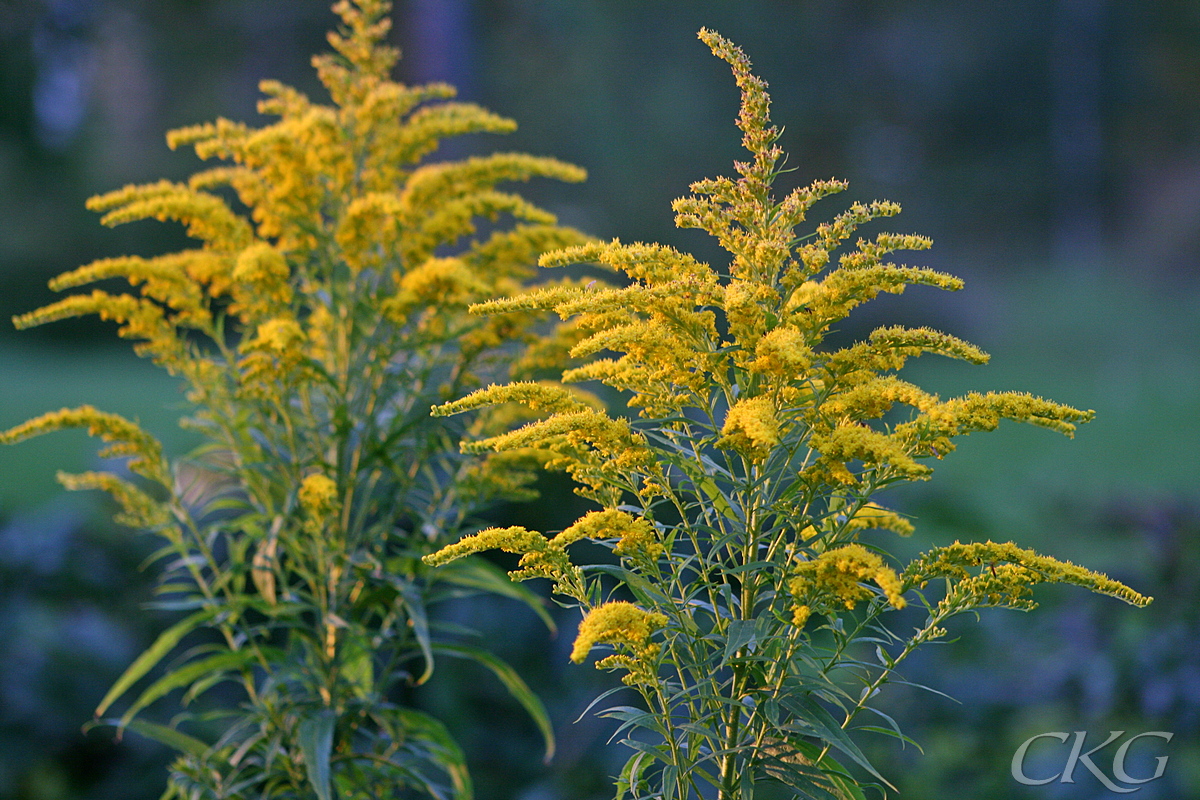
[231,243,292,318]
[423,525,548,566]
[461,409,654,499]
[418,26,1149,800]
[549,509,662,560]
[56,470,170,529]
[902,540,1151,609]
[790,544,906,621]
[842,502,914,538]
[0,405,168,485]
[718,396,780,461]
[48,253,211,330]
[86,180,253,251]
[5,0,602,791]
[305,304,335,366]
[299,473,339,515]
[795,265,963,334]
[751,325,812,375]
[808,422,929,484]
[570,601,668,664]
[801,502,915,542]
[820,376,940,421]
[335,192,405,274]
[13,290,182,364]
[540,240,711,286]
[423,525,583,595]
[434,382,601,418]
[824,326,989,382]
[254,318,305,354]
[400,257,483,307]
[723,280,777,354]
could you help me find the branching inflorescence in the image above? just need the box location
[426,28,1150,800]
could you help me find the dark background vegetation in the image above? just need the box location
[1,0,1197,798]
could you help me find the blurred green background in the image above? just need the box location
[1,0,1197,798]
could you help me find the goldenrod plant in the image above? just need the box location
[425,30,1151,800]
[2,1,589,798]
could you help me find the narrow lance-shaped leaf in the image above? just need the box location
[435,643,555,762]
[395,708,474,800]
[298,710,336,800]
[94,607,216,719]
[85,718,209,757]
[120,650,255,727]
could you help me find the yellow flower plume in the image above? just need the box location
[570,601,668,664]
[790,544,907,627]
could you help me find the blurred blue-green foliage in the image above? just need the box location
[1,1,1197,798]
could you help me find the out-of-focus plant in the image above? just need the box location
[425,30,1151,800]
[1,1,589,798]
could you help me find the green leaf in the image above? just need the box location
[586,564,670,609]
[662,764,679,800]
[434,557,555,632]
[342,637,375,700]
[399,580,434,685]
[94,608,216,718]
[435,643,555,762]
[120,650,253,726]
[87,718,208,756]
[298,709,335,800]
[573,684,630,723]
[721,619,759,666]
[781,695,894,791]
[854,725,923,752]
[773,743,869,800]
[394,708,473,800]
[615,750,650,800]
[599,705,667,739]
[695,475,740,522]
[856,704,923,753]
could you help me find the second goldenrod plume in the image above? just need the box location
[4,1,589,797]
[426,27,1148,800]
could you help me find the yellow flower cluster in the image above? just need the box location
[8,0,594,533]
[553,509,663,560]
[57,471,170,529]
[15,0,588,383]
[298,473,339,524]
[422,33,1144,716]
[902,540,1152,613]
[423,506,664,591]
[421,525,582,596]
[420,33,1149,800]
[432,29,1093,508]
[570,601,667,685]
[0,406,168,486]
[718,396,781,461]
[447,404,656,507]
[799,501,915,541]
[0,406,173,532]
[790,544,906,627]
